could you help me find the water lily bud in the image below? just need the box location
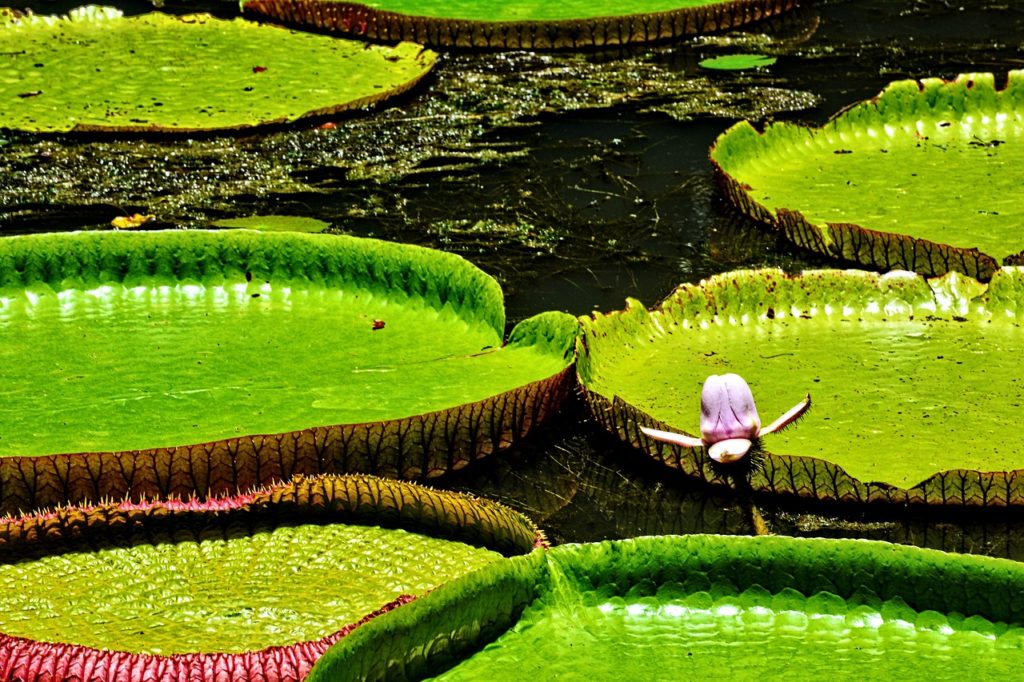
[640,373,809,465]
[700,373,761,444]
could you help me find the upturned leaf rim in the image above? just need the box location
[0,230,578,515]
[710,70,1024,281]
[0,474,544,679]
[243,0,802,50]
[578,266,1024,508]
[308,534,1024,680]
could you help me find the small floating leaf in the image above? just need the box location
[210,214,330,233]
[699,53,777,70]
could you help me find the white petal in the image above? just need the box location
[708,438,753,463]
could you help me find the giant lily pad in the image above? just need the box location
[0,230,577,514]
[711,71,1024,281]
[0,474,543,680]
[579,267,1024,507]
[309,535,1024,680]
[243,0,802,49]
[0,7,436,133]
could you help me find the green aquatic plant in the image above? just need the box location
[244,0,802,49]
[0,474,543,680]
[698,53,777,69]
[309,535,1024,680]
[640,372,810,463]
[0,6,436,133]
[0,230,577,514]
[711,71,1024,280]
[210,215,330,233]
[579,267,1024,507]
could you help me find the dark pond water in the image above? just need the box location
[5,0,1024,556]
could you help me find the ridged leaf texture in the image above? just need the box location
[310,535,1024,681]
[0,474,543,680]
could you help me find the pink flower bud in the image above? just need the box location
[640,373,810,466]
[700,374,761,462]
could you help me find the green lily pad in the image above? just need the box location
[711,71,1024,281]
[4,526,489,654]
[243,0,802,49]
[579,267,1024,506]
[0,474,543,678]
[0,7,436,133]
[210,215,330,233]
[0,230,577,514]
[699,53,777,70]
[309,535,1024,681]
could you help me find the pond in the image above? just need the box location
[3,0,1024,558]
[6,0,1024,677]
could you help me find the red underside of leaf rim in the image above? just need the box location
[0,595,414,682]
[243,0,802,50]
[0,474,546,681]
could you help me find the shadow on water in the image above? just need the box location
[439,403,1024,561]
